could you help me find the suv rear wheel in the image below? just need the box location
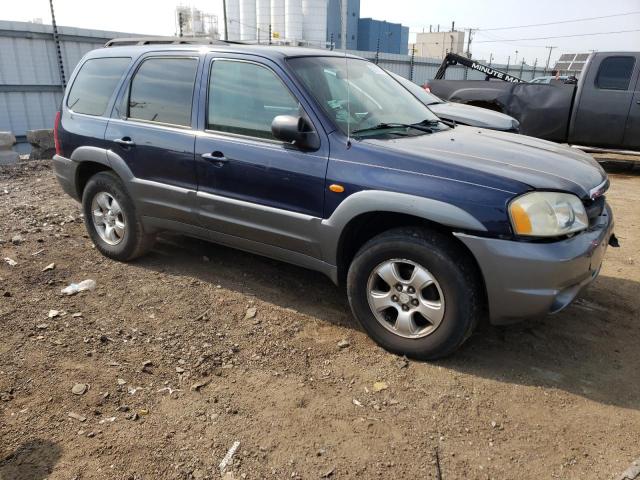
[347,227,482,360]
[82,171,154,261]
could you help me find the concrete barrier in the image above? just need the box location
[0,132,19,165]
[27,129,56,160]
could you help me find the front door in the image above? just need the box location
[194,55,329,259]
[105,54,200,224]
[623,64,640,149]
[571,54,638,148]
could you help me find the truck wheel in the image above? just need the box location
[82,171,154,261]
[346,227,482,360]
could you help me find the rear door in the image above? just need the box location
[570,54,638,148]
[105,52,200,224]
[623,56,640,149]
[61,56,131,157]
[193,54,329,259]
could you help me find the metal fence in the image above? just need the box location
[0,20,135,153]
[0,19,547,153]
[347,49,548,86]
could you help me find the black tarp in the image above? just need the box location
[429,80,577,142]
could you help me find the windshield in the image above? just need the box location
[387,71,444,105]
[288,56,443,137]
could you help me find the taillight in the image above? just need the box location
[53,111,61,156]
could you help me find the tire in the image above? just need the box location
[82,171,154,261]
[346,227,482,360]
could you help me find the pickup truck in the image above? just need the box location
[428,52,640,152]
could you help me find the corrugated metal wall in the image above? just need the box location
[0,20,135,153]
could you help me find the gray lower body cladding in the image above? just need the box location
[53,153,615,326]
[455,204,614,325]
[52,154,80,200]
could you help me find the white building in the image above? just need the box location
[413,30,465,59]
[175,6,220,38]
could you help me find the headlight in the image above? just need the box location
[509,191,588,237]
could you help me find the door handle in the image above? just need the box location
[114,137,135,147]
[201,151,228,167]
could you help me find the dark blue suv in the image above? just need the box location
[53,44,615,359]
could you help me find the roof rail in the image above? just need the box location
[104,36,232,47]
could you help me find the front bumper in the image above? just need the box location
[52,154,80,200]
[455,203,614,325]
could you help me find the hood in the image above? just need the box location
[364,126,607,199]
[429,102,519,131]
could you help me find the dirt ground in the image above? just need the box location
[1,160,639,480]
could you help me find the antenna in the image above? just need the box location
[344,50,351,148]
[340,0,351,148]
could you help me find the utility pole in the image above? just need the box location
[544,46,556,74]
[409,44,416,81]
[488,53,493,66]
[48,0,66,89]
[519,58,525,78]
[506,55,510,74]
[532,58,538,78]
[223,0,228,41]
[178,12,184,37]
[465,28,473,58]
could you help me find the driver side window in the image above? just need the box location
[207,60,300,139]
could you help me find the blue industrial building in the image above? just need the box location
[325,0,409,54]
[326,0,360,50]
[357,18,409,55]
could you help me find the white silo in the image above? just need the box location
[256,0,271,43]
[227,0,241,40]
[271,0,286,41]
[285,0,303,43]
[240,0,257,41]
[302,0,328,48]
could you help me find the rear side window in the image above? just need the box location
[596,56,636,90]
[207,60,299,139]
[128,57,198,126]
[66,57,130,116]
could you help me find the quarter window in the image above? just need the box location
[66,57,130,116]
[596,56,636,90]
[128,57,198,126]
[207,60,299,139]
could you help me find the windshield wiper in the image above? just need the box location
[352,122,433,135]
[413,119,442,127]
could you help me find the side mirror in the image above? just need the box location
[271,115,320,151]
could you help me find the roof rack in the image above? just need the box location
[104,36,235,47]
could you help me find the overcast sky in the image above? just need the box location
[3,0,640,64]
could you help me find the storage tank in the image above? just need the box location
[285,0,303,42]
[240,0,257,41]
[227,0,241,40]
[271,0,286,41]
[302,0,328,48]
[256,0,271,43]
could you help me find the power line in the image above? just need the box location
[479,11,640,31]
[474,28,640,43]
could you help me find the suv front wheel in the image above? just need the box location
[347,227,482,360]
[82,171,154,261]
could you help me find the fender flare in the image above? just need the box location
[70,146,136,193]
[318,190,487,266]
